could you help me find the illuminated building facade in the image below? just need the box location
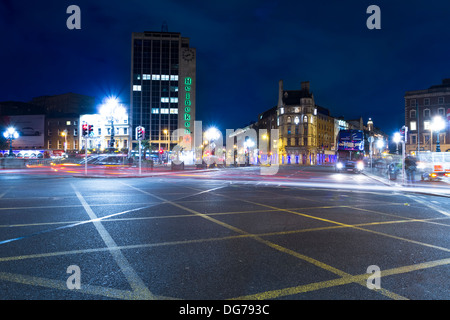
[277,80,318,165]
[404,79,450,153]
[130,31,196,153]
[79,112,129,152]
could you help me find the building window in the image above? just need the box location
[438,97,444,104]
[152,108,159,114]
[170,108,178,114]
[424,120,431,130]
[48,140,52,149]
[410,109,416,118]
[410,121,417,131]
[98,128,101,135]
[287,116,291,123]
[48,130,52,136]
[438,108,445,116]
[133,85,142,91]
[66,121,71,125]
[424,98,430,106]
[424,109,430,118]
[74,128,78,136]
[410,99,416,107]
[411,134,417,145]
[280,108,284,115]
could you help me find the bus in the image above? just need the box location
[335,129,365,173]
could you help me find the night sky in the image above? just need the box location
[2,0,450,136]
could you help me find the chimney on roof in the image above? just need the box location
[278,80,283,107]
[301,81,310,92]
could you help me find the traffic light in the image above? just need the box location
[88,125,93,136]
[136,126,145,140]
[82,124,88,137]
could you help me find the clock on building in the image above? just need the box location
[182,48,195,62]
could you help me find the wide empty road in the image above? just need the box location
[0,166,449,301]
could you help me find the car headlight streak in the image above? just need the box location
[357,161,364,170]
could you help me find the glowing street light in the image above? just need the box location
[3,127,19,157]
[376,139,384,150]
[100,97,127,151]
[432,116,446,152]
[205,127,220,141]
[393,131,405,185]
[61,129,68,153]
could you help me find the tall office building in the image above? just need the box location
[130,31,196,152]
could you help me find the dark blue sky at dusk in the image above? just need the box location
[2,0,450,136]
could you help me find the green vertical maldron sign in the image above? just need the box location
[184,77,192,134]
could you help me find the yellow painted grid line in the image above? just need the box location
[231,258,450,300]
[0,183,447,299]
[120,182,410,300]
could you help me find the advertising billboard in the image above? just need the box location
[1,115,45,149]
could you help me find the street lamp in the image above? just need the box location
[393,132,405,185]
[244,138,255,165]
[205,127,221,155]
[100,97,126,152]
[61,129,68,153]
[376,139,384,156]
[432,116,446,152]
[3,127,19,157]
[163,129,170,151]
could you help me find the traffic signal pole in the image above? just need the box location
[85,136,88,175]
[139,139,142,175]
[136,126,144,176]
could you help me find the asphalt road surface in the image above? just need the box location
[0,165,449,301]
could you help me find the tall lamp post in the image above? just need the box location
[432,116,445,152]
[61,129,68,153]
[3,127,19,157]
[393,132,405,185]
[100,97,126,153]
[205,127,221,156]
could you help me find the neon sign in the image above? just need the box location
[184,77,192,134]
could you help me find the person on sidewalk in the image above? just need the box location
[405,156,417,184]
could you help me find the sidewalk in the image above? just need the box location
[362,169,450,198]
